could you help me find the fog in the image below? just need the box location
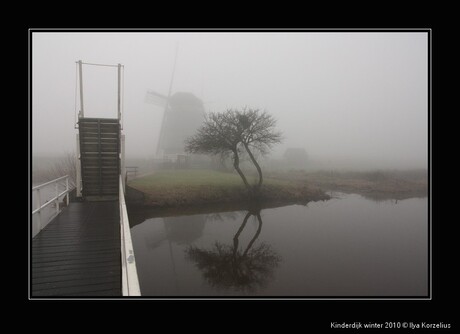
[32,32,427,169]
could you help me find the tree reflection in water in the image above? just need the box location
[185,210,280,293]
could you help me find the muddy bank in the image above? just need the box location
[126,183,329,213]
[126,186,329,227]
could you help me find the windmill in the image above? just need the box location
[145,45,206,163]
[145,44,179,158]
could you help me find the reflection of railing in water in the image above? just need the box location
[32,175,71,238]
[185,209,280,292]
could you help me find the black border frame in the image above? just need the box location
[28,28,431,301]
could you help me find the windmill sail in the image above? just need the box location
[145,90,168,107]
[144,44,204,160]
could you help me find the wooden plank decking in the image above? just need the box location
[32,201,121,297]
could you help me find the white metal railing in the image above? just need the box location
[32,175,71,238]
[119,175,141,296]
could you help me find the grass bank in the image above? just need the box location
[267,169,428,201]
[128,169,329,208]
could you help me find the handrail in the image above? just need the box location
[32,175,71,238]
[125,166,139,185]
[119,175,141,296]
[32,189,70,215]
[32,175,68,191]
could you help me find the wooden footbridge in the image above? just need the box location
[31,61,140,297]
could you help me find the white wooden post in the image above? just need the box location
[78,60,84,118]
[55,182,59,216]
[121,134,125,193]
[76,134,82,197]
[117,63,121,123]
[66,177,69,205]
[119,175,141,296]
[37,188,42,230]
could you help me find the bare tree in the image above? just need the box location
[45,151,77,188]
[185,108,282,194]
[185,210,280,292]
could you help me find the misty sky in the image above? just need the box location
[32,32,428,169]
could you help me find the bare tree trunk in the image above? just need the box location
[243,212,263,257]
[243,142,263,190]
[233,211,252,257]
[233,150,251,191]
[232,211,251,276]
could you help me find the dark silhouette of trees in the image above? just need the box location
[185,108,282,195]
[38,152,77,187]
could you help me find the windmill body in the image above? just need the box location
[146,90,205,164]
[144,45,206,166]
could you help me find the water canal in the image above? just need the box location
[129,193,428,296]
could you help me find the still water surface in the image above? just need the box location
[130,193,427,296]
